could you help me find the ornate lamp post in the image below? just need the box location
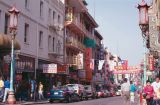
[7,6,19,104]
[137,0,150,86]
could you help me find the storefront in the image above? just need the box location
[0,33,20,79]
[15,55,35,81]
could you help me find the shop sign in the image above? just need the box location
[57,65,68,73]
[16,55,35,72]
[77,52,84,69]
[43,64,57,73]
[85,48,92,81]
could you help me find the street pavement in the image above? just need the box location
[22,96,139,105]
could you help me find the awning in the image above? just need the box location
[0,33,20,56]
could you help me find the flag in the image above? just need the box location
[121,60,128,70]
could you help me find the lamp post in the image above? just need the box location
[7,6,19,104]
[137,0,150,86]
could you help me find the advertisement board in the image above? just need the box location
[43,64,57,73]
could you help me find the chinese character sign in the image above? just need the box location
[85,48,92,81]
[77,52,84,69]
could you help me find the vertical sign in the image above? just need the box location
[77,52,84,69]
[85,48,92,81]
[148,55,154,71]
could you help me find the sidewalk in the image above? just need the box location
[0,100,49,105]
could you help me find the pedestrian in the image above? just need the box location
[30,78,36,100]
[121,78,130,105]
[38,82,44,100]
[130,81,137,104]
[0,76,4,99]
[143,80,154,105]
[2,77,10,103]
[152,77,160,105]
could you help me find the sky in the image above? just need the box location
[85,0,149,66]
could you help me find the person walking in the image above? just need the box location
[2,77,10,103]
[121,78,130,105]
[0,76,4,99]
[130,81,137,104]
[30,78,36,100]
[152,77,160,105]
[38,82,44,100]
[143,80,154,105]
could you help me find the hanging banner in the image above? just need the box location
[77,52,84,69]
[43,64,57,73]
[90,59,94,70]
[148,55,154,71]
[98,60,105,70]
[85,48,92,81]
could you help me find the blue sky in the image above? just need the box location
[86,0,148,66]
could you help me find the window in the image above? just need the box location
[24,23,29,43]
[4,13,10,34]
[25,0,29,9]
[40,1,44,17]
[48,8,51,22]
[52,37,55,52]
[58,15,61,24]
[48,35,51,51]
[53,11,55,22]
[39,31,43,48]
[56,40,61,53]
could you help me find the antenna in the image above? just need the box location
[94,0,96,19]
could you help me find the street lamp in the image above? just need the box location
[137,0,150,86]
[7,6,19,104]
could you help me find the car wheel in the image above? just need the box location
[49,99,54,103]
[67,96,72,103]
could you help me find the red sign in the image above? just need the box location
[148,55,154,71]
[85,48,92,81]
[57,65,68,73]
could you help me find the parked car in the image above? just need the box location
[66,84,88,100]
[48,86,80,103]
[84,85,97,99]
[96,90,104,98]
[104,90,111,97]
[110,88,116,97]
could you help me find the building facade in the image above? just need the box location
[65,0,98,84]
[0,0,65,87]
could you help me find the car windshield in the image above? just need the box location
[66,85,78,90]
[62,86,74,91]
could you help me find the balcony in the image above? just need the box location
[66,56,77,65]
[65,15,86,36]
[66,36,85,51]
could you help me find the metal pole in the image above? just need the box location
[143,33,147,86]
[10,35,14,92]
